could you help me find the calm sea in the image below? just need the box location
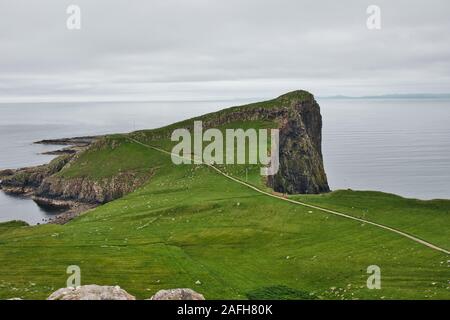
[1,98,449,224]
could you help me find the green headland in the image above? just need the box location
[0,91,448,300]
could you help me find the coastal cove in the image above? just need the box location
[0,98,450,224]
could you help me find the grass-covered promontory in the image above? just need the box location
[0,93,448,300]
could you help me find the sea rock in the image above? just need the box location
[47,285,136,300]
[0,155,73,193]
[150,288,205,300]
[35,136,99,146]
[0,169,15,178]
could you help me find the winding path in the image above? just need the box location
[129,137,450,255]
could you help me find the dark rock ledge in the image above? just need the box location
[35,136,101,155]
[0,137,100,224]
[1,135,154,225]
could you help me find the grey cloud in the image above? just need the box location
[0,0,449,102]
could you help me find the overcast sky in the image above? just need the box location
[0,0,449,102]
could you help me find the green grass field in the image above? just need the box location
[0,126,449,300]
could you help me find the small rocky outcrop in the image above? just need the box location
[35,136,99,146]
[0,169,14,177]
[36,171,152,204]
[36,136,100,156]
[0,155,73,195]
[150,288,205,300]
[47,285,136,300]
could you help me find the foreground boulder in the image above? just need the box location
[47,285,136,300]
[150,288,205,300]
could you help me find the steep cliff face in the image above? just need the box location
[267,93,330,194]
[204,90,330,194]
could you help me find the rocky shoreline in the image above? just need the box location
[0,134,155,225]
[0,136,100,225]
[35,136,99,145]
[33,197,97,224]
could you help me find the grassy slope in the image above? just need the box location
[0,93,449,300]
[0,129,449,300]
[293,191,450,250]
[57,135,160,179]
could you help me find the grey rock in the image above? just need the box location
[150,288,205,300]
[47,285,136,300]
[268,92,330,194]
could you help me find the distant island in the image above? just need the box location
[320,93,450,100]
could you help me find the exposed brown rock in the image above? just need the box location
[36,171,152,204]
[0,169,14,178]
